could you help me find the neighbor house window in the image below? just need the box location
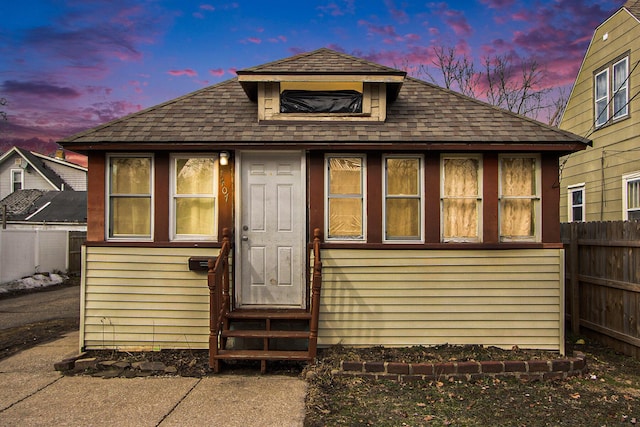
[623,172,640,220]
[326,155,365,240]
[568,184,585,222]
[170,154,218,240]
[441,155,482,242]
[384,155,423,242]
[107,154,153,240]
[595,56,629,128]
[499,155,541,242]
[11,169,23,192]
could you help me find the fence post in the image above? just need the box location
[570,222,580,335]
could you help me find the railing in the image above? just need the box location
[208,227,232,369]
[308,228,323,359]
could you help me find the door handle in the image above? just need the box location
[241,235,249,241]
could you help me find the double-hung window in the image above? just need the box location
[568,184,585,222]
[107,154,153,240]
[623,172,640,220]
[326,155,365,241]
[499,155,541,241]
[384,155,423,242]
[612,57,629,120]
[595,56,629,128]
[441,155,482,242]
[11,169,23,193]
[170,154,218,240]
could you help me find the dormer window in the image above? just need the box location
[280,82,363,114]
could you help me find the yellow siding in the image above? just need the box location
[559,9,640,221]
[81,246,220,350]
[317,248,565,352]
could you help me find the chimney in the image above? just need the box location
[55,148,65,160]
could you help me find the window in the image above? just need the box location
[568,184,585,222]
[170,154,218,240]
[499,155,541,242]
[384,156,423,242]
[326,155,365,240]
[280,82,363,114]
[11,169,23,192]
[623,172,640,220]
[613,57,629,119]
[107,154,153,240]
[441,155,482,242]
[595,56,629,128]
[594,69,609,127]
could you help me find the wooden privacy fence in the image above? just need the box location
[561,221,640,359]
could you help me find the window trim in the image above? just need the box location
[169,153,219,242]
[324,154,367,242]
[106,153,154,242]
[440,154,483,243]
[622,171,640,221]
[567,183,585,223]
[10,168,24,193]
[497,154,541,243]
[382,154,425,243]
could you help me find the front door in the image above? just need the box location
[237,151,306,308]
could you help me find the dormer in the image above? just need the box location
[236,48,406,123]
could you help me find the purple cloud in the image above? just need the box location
[209,68,225,77]
[358,20,398,37]
[2,80,80,99]
[384,0,409,24]
[317,1,355,16]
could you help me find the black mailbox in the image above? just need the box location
[188,256,217,271]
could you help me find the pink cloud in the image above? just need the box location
[167,69,198,77]
[384,0,409,24]
[200,4,215,11]
[358,20,398,37]
[404,33,421,42]
[443,10,472,37]
[193,12,204,19]
[228,67,238,75]
[247,37,262,44]
[209,68,225,77]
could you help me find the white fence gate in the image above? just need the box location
[0,229,70,284]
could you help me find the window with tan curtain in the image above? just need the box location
[172,155,217,240]
[326,156,365,240]
[441,156,481,242]
[108,155,152,239]
[499,156,539,241]
[385,156,422,241]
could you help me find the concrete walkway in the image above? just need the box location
[0,332,307,426]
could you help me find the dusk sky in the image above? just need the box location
[0,0,621,164]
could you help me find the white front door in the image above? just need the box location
[237,151,306,307]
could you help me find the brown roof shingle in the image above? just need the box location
[61,49,590,149]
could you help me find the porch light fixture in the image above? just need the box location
[219,151,229,166]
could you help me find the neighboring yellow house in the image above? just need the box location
[560,0,640,222]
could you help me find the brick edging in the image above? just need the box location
[338,351,587,382]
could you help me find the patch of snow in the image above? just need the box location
[0,273,67,294]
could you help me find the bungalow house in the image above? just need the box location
[559,0,640,222]
[61,49,589,370]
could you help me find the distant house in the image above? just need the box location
[0,147,87,283]
[0,146,87,200]
[61,49,588,367]
[559,0,640,222]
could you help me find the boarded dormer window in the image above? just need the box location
[279,82,363,114]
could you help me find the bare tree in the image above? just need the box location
[0,97,6,122]
[420,46,567,126]
[423,46,479,98]
[484,54,550,120]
